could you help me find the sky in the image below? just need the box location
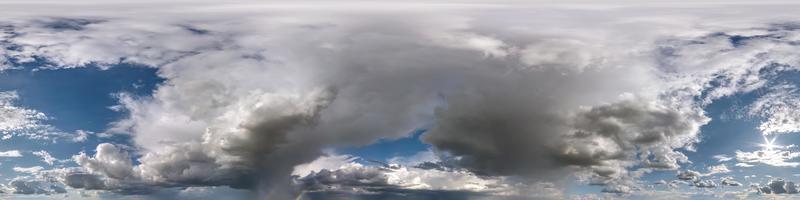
[1,0,800,199]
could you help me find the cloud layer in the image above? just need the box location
[2,1,800,198]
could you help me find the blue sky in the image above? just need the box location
[2,1,800,199]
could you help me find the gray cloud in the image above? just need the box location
[4,179,66,195]
[721,177,742,187]
[2,1,800,198]
[755,179,799,194]
[677,170,702,181]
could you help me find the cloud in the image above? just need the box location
[0,150,22,157]
[735,148,800,167]
[74,143,135,180]
[713,154,733,162]
[292,153,360,177]
[33,150,59,166]
[3,178,66,195]
[2,1,800,198]
[0,91,49,139]
[693,179,717,188]
[755,179,799,194]
[677,170,702,181]
[705,164,731,176]
[13,166,44,174]
[293,154,563,199]
[721,177,742,186]
[735,163,755,168]
[749,84,800,135]
[0,91,79,142]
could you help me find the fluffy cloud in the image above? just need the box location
[73,143,135,180]
[755,179,800,194]
[677,170,702,181]
[2,1,800,198]
[693,179,717,188]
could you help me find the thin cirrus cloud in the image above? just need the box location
[1,0,800,199]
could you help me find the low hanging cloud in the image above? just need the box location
[292,153,563,199]
[721,177,742,187]
[754,179,800,194]
[2,0,800,198]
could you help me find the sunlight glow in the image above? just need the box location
[760,135,778,151]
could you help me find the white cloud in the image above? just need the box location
[73,143,134,180]
[387,149,440,167]
[3,178,66,195]
[705,164,731,176]
[713,154,733,162]
[72,130,89,142]
[721,176,742,186]
[0,91,48,134]
[677,170,702,181]
[291,153,359,177]
[13,166,44,174]
[735,163,755,168]
[0,150,23,157]
[693,179,717,188]
[0,91,74,142]
[735,149,800,167]
[749,84,800,135]
[33,150,59,166]
[755,179,800,194]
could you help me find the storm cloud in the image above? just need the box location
[2,0,800,199]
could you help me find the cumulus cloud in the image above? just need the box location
[693,179,717,188]
[755,179,799,194]
[293,154,563,199]
[1,0,800,198]
[73,143,135,180]
[677,170,702,181]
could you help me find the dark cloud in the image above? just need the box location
[3,2,800,199]
[756,179,799,194]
